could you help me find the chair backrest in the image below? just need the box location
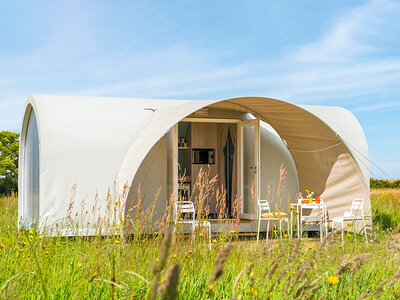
[174,201,195,222]
[258,200,271,214]
[351,198,364,216]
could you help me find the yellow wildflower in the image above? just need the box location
[29,235,34,239]
[347,222,352,227]
[22,241,27,245]
[120,218,124,222]
[115,201,119,205]
[292,271,295,275]
[115,226,120,230]
[327,275,339,285]
[71,247,75,250]
[275,243,279,248]
[29,230,33,234]
[249,272,254,278]
[212,239,217,243]
[338,244,343,248]
[208,283,217,291]
[199,233,203,237]
[155,258,159,262]
[183,273,187,277]
[295,211,300,214]
[188,250,193,253]
[230,230,236,234]
[172,254,177,258]
[308,245,313,250]
[114,240,120,244]
[38,236,43,240]
[249,288,257,296]
[290,206,294,210]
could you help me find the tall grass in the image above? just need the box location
[0,189,400,299]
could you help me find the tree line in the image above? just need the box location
[0,131,19,195]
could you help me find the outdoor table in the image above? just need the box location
[290,200,327,242]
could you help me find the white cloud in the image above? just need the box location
[290,0,399,63]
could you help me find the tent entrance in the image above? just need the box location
[177,119,240,219]
[176,117,260,221]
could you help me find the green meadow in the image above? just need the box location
[0,190,400,299]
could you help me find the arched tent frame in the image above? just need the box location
[18,95,370,235]
[117,96,369,225]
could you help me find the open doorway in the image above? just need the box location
[176,117,260,221]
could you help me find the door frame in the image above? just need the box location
[237,119,260,220]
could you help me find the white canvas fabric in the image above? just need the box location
[18,95,370,234]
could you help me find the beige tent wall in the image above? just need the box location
[124,136,168,233]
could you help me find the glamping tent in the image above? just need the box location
[18,95,370,235]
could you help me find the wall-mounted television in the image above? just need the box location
[192,148,215,164]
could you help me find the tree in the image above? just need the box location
[0,131,19,195]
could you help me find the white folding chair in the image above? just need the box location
[332,198,368,245]
[257,200,289,244]
[174,201,212,249]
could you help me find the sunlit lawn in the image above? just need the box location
[0,191,400,299]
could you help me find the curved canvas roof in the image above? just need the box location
[19,95,370,233]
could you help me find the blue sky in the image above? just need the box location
[1,0,399,178]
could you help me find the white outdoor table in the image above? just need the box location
[290,200,327,242]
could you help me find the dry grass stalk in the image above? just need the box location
[291,261,309,286]
[388,265,400,287]
[351,253,371,273]
[231,270,244,296]
[357,289,371,300]
[320,228,341,248]
[371,279,388,297]
[261,241,276,257]
[337,255,353,275]
[268,257,282,279]
[318,292,328,300]
[294,281,311,298]
[149,198,174,300]
[295,275,321,298]
[210,243,234,282]
[290,238,301,260]
[158,264,180,300]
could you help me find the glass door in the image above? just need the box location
[237,119,260,220]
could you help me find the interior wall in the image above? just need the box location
[259,125,299,213]
[124,136,168,233]
[22,108,40,227]
[191,122,219,215]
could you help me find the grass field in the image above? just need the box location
[1,191,400,299]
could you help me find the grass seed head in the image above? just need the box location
[210,243,233,282]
